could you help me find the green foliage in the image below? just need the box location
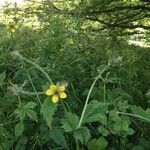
[41,98,57,129]
[0,71,6,86]
[74,126,91,144]
[61,112,79,132]
[88,137,108,150]
[0,0,150,149]
[15,102,37,122]
[49,127,68,149]
[15,121,24,137]
[82,100,108,125]
[131,106,150,122]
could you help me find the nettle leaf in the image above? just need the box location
[73,126,91,144]
[41,98,57,129]
[15,108,26,121]
[131,106,150,122]
[61,112,79,132]
[49,127,68,149]
[15,121,24,137]
[82,100,108,125]
[0,71,6,86]
[24,102,37,109]
[88,137,108,150]
[25,109,38,122]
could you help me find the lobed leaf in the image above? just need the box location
[82,100,108,125]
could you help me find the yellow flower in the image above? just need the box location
[45,84,67,103]
[7,22,17,32]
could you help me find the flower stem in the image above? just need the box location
[77,62,111,128]
[20,90,44,95]
[12,51,53,84]
[117,111,150,122]
[103,82,106,102]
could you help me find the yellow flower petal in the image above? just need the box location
[50,85,57,91]
[45,89,54,96]
[59,92,67,99]
[58,85,65,92]
[52,95,59,103]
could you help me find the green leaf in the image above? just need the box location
[15,108,26,121]
[126,128,135,135]
[88,137,108,150]
[114,118,129,132]
[25,109,38,122]
[61,112,79,132]
[73,126,91,144]
[41,98,57,129]
[82,100,108,125]
[0,71,6,86]
[131,106,150,122]
[24,102,37,109]
[15,122,24,137]
[98,126,109,136]
[132,145,144,150]
[49,127,68,148]
[0,140,15,150]
[15,136,28,150]
[108,88,131,102]
[107,77,121,83]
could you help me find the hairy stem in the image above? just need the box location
[117,112,150,122]
[77,62,111,128]
[12,51,53,84]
